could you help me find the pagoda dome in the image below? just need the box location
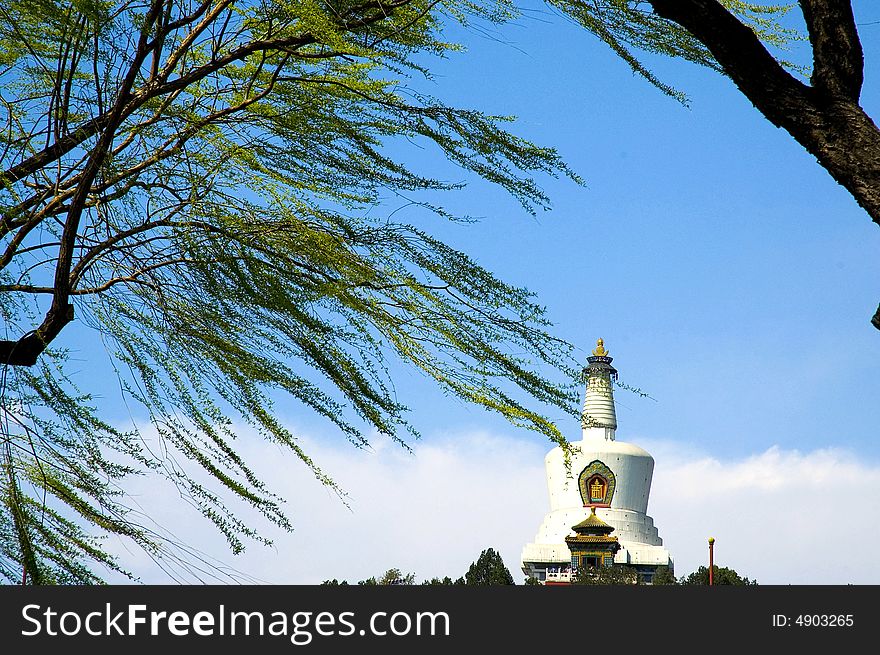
[570,508,616,536]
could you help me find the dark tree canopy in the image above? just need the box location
[421,575,463,586]
[572,564,641,585]
[322,568,416,585]
[680,565,758,586]
[464,547,515,585]
[357,568,417,586]
[651,565,677,585]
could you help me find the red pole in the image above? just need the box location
[708,537,715,586]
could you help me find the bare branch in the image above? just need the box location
[799,0,863,99]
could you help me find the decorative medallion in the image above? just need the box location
[578,460,616,507]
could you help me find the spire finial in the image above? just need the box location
[592,338,608,357]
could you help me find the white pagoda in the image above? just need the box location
[520,339,672,584]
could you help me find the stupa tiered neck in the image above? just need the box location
[582,338,618,439]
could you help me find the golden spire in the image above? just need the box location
[592,338,608,357]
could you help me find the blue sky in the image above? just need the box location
[347,3,880,461]
[84,4,880,584]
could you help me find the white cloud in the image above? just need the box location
[104,429,880,585]
[646,442,880,584]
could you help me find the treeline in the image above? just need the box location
[322,549,758,586]
[548,564,757,586]
[659,565,758,586]
[321,548,514,586]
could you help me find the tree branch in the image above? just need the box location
[1,0,441,364]
[647,0,815,128]
[645,0,880,221]
[1,3,168,366]
[0,114,110,190]
[799,0,863,100]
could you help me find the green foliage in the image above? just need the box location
[651,565,677,585]
[680,565,758,586]
[464,547,514,585]
[357,568,416,586]
[329,547,511,585]
[324,571,465,585]
[524,575,542,585]
[421,575,463,585]
[0,0,582,583]
[572,564,641,585]
[569,563,755,586]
